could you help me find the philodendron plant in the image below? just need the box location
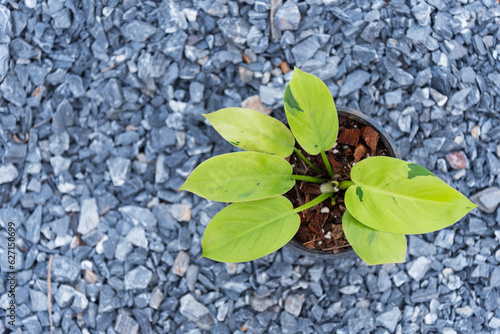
[179,68,477,265]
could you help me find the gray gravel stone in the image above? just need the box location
[50,155,71,176]
[78,198,99,235]
[218,18,250,45]
[490,267,500,288]
[385,89,403,106]
[407,256,431,281]
[115,238,133,262]
[431,66,454,95]
[291,36,320,65]
[353,45,379,63]
[149,286,164,310]
[280,311,298,333]
[107,156,131,187]
[172,251,190,276]
[167,204,192,222]
[376,306,401,333]
[10,38,38,60]
[398,115,412,133]
[126,227,148,249]
[161,30,188,61]
[434,229,455,249]
[392,271,409,287]
[468,217,490,236]
[0,74,25,106]
[250,296,275,312]
[339,70,371,97]
[66,74,86,97]
[443,253,468,271]
[24,205,42,244]
[0,5,11,37]
[0,163,18,184]
[361,21,385,43]
[423,137,446,152]
[153,204,180,231]
[121,20,156,42]
[22,316,42,334]
[71,291,89,313]
[378,270,392,292]
[330,6,352,22]
[51,8,71,29]
[114,311,140,334]
[412,2,432,26]
[456,305,473,318]
[119,206,157,230]
[0,44,9,79]
[247,26,269,54]
[409,236,436,257]
[52,255,80,282]
[55,285,76,308]
[3,143,27,164]
[284,294,304,317]
[275,1,301,30]
[125,266,153,290]
[189,81,205,104]
[104,79,123,109]
[340,285,360,295]
[392,67,415,86]
[470,187,500,213]
[29,289,48,312]
[259,83,285,106]
[180,294,214,330]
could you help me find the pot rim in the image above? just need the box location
[285,106,399,260]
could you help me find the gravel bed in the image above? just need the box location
[0,0,499,333]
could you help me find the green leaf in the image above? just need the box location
[345,156,477,234]
[342,210,407,265]
[202,196,300,262]
[179,152,295,202]
[204,108,295,158]
[284,67,338,155]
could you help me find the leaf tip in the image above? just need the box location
[467,202,479,211]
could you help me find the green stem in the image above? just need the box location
[339,180,355,189]
[294,148,321,172]
[330,194,338,206]
[293,192,334,213]
[292,175,329,184]
[321,150,334,177]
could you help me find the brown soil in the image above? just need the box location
[284,115,391,254]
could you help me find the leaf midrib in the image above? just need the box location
[353,183,463,204]
[191,174,293,185]
[224,123,293,149]
[297,77,326,150]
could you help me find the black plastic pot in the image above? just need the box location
[285,106,399,260]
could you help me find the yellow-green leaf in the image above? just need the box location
[342,210,407,265]
[284,67,338,155]
[202,196,300,262]
[179,152,294,202]
[204,108,295,157]
[345,157,477,234]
